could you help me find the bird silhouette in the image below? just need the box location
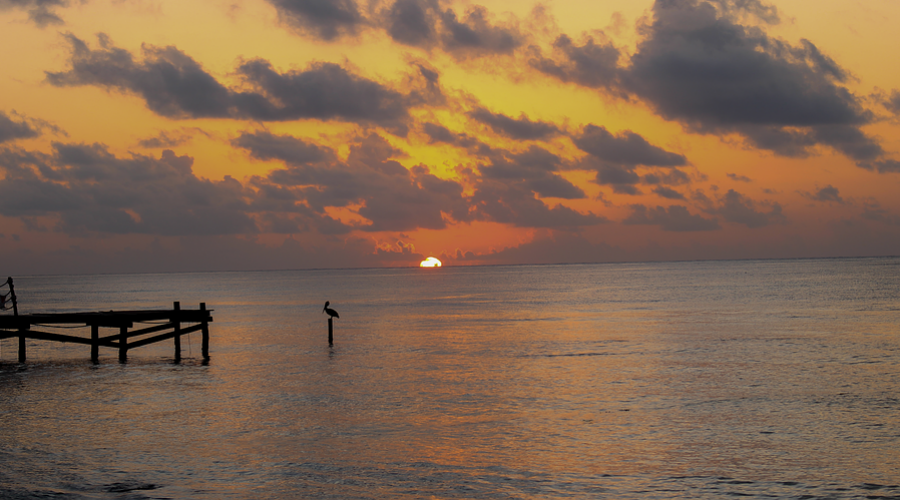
[323,301,339,319]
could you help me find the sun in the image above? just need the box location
[419,257,442,268]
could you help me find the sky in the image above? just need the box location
[1,0,899,274]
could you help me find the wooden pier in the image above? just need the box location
[0,301,212,363]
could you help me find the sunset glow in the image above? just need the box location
[1,0,899,275]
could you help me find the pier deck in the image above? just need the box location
[0,302,212,363]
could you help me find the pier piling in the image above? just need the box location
[201,303,209,359]
[173,301,181,362]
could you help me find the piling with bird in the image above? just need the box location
[323,301,338,344]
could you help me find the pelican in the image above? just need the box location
[323,301,339,319]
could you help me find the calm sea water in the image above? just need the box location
[1,258,899,499]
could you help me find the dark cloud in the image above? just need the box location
[439,5,523,56]
[854,158,900,174]
[652,186,686,200]
[468,107,561,140]
[573,124,687,193]
[385,0,437,46]
[0,111,41,143]
[727,173,752,182]
[804,184,843,204]
[46,34,412,131]
[137,128,208,149]
[234,59,409,130]
[624,204,720,231]
[232,130,333,166]
[620,0,880,162]
[236,131,470,233]
[0,0,68,27]
[715,189,784,228]
[883,90,900,115]
[528,34,621,91]
[46,34,234,119]
[574,124,686,167]
[420,122,493,155]
[479,145,584,200]
[470,179,603,228]
[0,143,256,235]
[268,0,364,41]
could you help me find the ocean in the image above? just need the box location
[1,257,898,499]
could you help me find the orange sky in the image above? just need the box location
[1,0,899,274]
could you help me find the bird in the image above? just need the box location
[323,301,339,319]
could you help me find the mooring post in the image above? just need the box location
[173,301,181,362]
[91,324,99,363]
[328,317,333,345]
[118,325,128,363]
[200,302,209,359]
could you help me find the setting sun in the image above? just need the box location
[419,257,442,268]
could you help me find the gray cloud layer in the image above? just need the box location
[0,0,67,27]
[0,111,41,143]
[46,34,412,132]
[530,0,894,169]
[0,144,255,235]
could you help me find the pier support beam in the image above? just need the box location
[18,330,26,363]
[200,303,209,359]
[328,317,333,345]
[173,301,181,363]
[118,325,128,363]
[91,324,99,363]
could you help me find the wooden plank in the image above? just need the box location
[16,330,118,347]
[127,323,203,349]
[0,309,212,329]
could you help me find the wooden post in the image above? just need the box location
[91,324,99,363]
[18,330,26,363]
[328,317,333,345]
[173,301,181,362]
[9,277,24,363]
[200,303,209,359]
[118,325,128,363]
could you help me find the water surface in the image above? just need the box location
[1,258,899,498]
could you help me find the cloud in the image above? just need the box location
[478,145,584,200]
[268,0,364,41]
[572,124,687,193]
[715,189,784,228]
[727,173,752,182]
[384,0,438,46]
[137,128,208,149]
[0,0,68,27]
[652,186,686,200]
[470,179,604,228]
[46,34,412,131]
[624,204,720,231]
[883,89,900,115]
[802,184,843,204]
[620,0,881,162]
[468,107,561,140]
[0,111,42,143]
[528,34,621,91]
[439,5,523,57]
[235,131,470,233]
[0,143,256,235]
[574,124,687,167]
[525,1,891,167]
